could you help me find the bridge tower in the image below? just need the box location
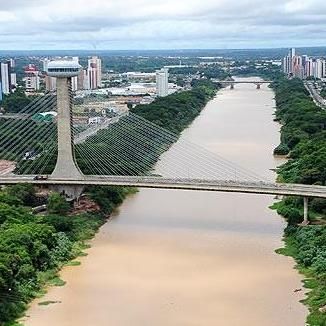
[47,60,84,198]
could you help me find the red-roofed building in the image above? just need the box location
[24,64,40,92]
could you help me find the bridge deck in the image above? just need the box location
[213,80,272,84]
[0,176,325,198]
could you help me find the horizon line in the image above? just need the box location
[1,45,326,52]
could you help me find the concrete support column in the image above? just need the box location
[256,83,261,89]
[303,197,309,224]
[230,83,235,89]
[51,77,83,180]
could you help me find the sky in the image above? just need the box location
[0,0,326,50]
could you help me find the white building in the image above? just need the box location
[9,58,15,69]
[305,58,314,77]
[43,58,51,72]
[70,57,80,91]
[24,64,40,92]
[0,62,10,95]
[88,116,103,125]
[314,59,325,79]
[82,69,90,90]
[156,68,169,97]
[10,73,17,87]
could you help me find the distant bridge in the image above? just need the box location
[212,79,273,89]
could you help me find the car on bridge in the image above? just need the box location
[34,175,49,181]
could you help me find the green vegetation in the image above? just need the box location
[0,119,56,163]
[272,78,326,220]
[0,184,138,325]
[320,89,326,98]
[271,77,326,325]
[47,193,70,215]
[0,89,34,114]
[132,79,217,133]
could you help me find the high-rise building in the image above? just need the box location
[70,57,80,91]
[156,68,169,97]
[9,58,15,69]
[71,76,78,92]
[77,69,85,90]
[24,64,40,92]
[82,70,90,90]
[282,48,326,80]
[292,55,305,79]
[314,59,325,79]
[87,56,102,89]
[43,58,51,72]
[10,73,17,88]
[305,58,314,77]
[0,62,11,95]
[283,48,297,75]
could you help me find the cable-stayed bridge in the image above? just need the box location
[0,60,325,223]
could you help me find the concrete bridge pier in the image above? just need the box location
[230,83,235,90]
[256,83,262,89]
[303,197,309,224]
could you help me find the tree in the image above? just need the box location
[47,193,70,215]
[1,88,33,113]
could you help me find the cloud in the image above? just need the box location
[0,0,326,49]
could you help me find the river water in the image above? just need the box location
[24,78,307,326]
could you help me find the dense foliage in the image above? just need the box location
[0,185,107,325]
[0,184,135,325]
[272,78,326,222]
[0,89,34,114]
[271,78,326,325]
[320,89,326,98]
[132,79,218,133]
[47,193,70,215]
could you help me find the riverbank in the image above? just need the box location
[271,77,326,325]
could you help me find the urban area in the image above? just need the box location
[0,46,325,326]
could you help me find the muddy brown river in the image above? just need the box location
[24,78,307,326]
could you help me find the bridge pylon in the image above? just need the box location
[46,60,84,199]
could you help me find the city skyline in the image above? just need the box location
[283,48,326,79]
[1,0,326,50]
